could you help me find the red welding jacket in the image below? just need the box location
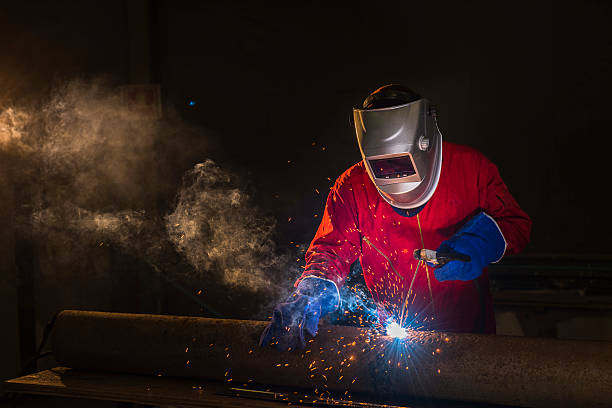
[298,142,531,334]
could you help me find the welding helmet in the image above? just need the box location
[353,85,442,209]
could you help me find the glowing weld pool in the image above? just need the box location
[385,322,408,339]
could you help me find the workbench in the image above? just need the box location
[2,367,499,408]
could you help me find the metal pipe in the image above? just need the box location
[53,310,612,407]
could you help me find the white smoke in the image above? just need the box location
[1,80,298,310]
[167,160,298,292]
[38,80,157,208]
[0,107,31,150]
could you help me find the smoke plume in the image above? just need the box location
[0,80,298,316]
[167,160,298,292]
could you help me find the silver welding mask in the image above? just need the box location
[353,99,442,209]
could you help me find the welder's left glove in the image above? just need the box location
[434,212,506,282]
[259,277,340,351]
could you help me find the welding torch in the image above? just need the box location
[413,248,471,267]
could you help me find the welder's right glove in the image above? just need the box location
[434,212,506,282]
[259,277,340,351]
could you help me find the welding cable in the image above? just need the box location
[37,312,59,355]
[362,236,403,280]
[20,312,59,375]
[416,214,435,316]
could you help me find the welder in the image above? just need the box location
[261,85,531,351]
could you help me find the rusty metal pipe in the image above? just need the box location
[53,310,612,407]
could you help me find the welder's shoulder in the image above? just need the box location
[444,142,493,168]
[334,161,368,189]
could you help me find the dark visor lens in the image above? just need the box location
[369,156,416,179]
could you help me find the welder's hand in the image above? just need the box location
[259,277,339,351]
[434,212,506,282]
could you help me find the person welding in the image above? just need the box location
[261,85,531,350]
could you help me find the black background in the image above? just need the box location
[3,0,611,254]
[2,0,612,382]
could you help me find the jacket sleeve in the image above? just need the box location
[478,154,532,256]
[296,174,363,289]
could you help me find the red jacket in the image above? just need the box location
[298,142,531,333]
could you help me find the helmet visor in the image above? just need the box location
[369,155,416,179]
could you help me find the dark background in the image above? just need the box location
[160,0,612,254]
[1,0,612,381]
[4,0,612,253]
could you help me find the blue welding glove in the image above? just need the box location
[434,212,506,282]
[259,277,340,351]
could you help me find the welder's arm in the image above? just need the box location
[434,155,531,282]
[300,176,362,287]
[476,154,532,256]
[260,176,361,350]
[259,277,340,350]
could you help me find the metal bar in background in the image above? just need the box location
[51,310,612,408]
[0,163,22,380]
[489,256,612,313]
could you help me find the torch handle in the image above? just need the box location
[412,249,471,267]
[435,251,471,266]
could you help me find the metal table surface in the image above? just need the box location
[3,367,312,408]
[2,367,511,408]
